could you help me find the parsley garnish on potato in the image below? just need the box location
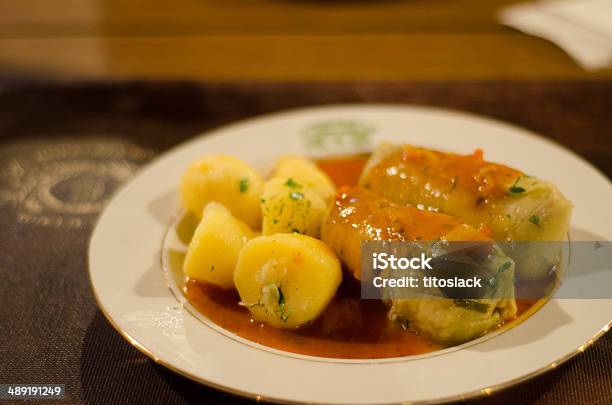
[285,178,301,189]
[508,176,526,195]
[529,215,541,227]
[239,178,250,193]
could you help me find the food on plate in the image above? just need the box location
[261,177,327,237]
[183,202,255,289]
[388,298,514,346]
[176,144,566,357]
[321,186,492,280]
[360,143,573,279]
[233,233,342,328]
[321,186,517,344]
[272,155,336,203]
[181,154,263,229]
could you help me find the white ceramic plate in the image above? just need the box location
[89,105,612,404]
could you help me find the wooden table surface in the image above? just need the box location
[1,0,611,82]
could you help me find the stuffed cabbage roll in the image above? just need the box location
[321,187,517,345]
[359,143,573,279]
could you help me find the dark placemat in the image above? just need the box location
[0,81,610,405]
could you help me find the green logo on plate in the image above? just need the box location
[303,120,374,151]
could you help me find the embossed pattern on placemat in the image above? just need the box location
[0,81,610,404]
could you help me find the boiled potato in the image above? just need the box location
[261,177,327,237]
[234,233,342,328]
[181,155,263,229]
[273,156,336,203]
[183,202,255,289]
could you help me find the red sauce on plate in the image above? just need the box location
[316,153,369,187]
[186,277,441,359]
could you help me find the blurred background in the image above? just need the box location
[1,0,611,82]
[0,1,610,404]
